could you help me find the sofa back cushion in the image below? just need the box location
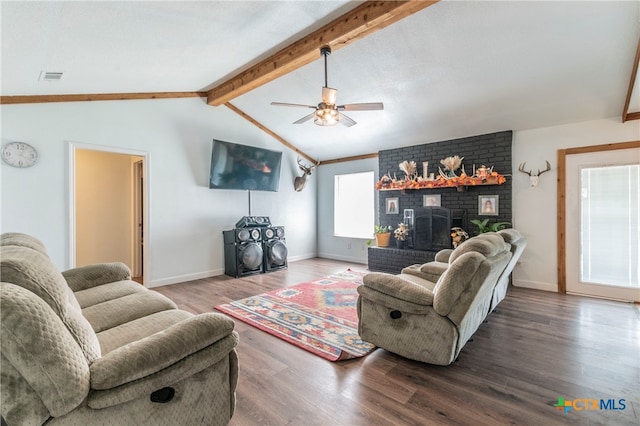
[0,245,101,363]
[433,235,511,320]
[1,232,48,255]
[1,282,90,422]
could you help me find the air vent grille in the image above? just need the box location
[39,71,63,81]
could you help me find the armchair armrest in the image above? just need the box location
[414,261,448,282]
[90,313,235,390]
[359,273,435,315]
[434,249,453,263]
[63,262,131,291]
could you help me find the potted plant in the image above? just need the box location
[393,223,410,249]
[470,219,511,234]
[374,225,393,247]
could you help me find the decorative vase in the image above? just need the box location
[396,240,406,249]
[375,232,391,247]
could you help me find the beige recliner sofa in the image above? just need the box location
[0,233,239,426]
[357,233,511,365]
[403,229,527,313]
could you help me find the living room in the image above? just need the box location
[1,1,639,425]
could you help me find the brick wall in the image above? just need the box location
[367,246,436,274]
[378,130,512,237]
[368,131,512,273]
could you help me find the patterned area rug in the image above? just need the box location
[215,270,375,361]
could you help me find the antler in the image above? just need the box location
[519,161,551,177]
[297,156,316,174]
[518,162,531,176]
[537,160,551,176]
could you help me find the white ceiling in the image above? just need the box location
[2,1,639,162]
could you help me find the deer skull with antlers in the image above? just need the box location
[294,156,317,192]
[519,160,551,187]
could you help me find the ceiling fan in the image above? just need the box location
[271,46,383,127]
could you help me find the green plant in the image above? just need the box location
[374,224,393,234]
[367,225,393,246]
[470,219,511,233]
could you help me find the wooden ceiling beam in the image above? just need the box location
[0,92,206,105]
[224,102,317,164]
[206,1,439,106]
[622,37,640,122]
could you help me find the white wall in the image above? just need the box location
[512,117,639,292]
[317,157,378,264]
[0,98,317,287]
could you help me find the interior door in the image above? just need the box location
[565,147,639,302]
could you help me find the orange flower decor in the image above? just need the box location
[375,173,506,190]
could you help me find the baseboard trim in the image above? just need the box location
[513,279,557,292]
[318,252,368,265]
[287,253,317,263]
[148,268,224,288]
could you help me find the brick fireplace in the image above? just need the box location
[368,131,513,274]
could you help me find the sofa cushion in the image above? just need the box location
[82,291,178,333]
[74,280,147,309]
[63,262,132,292]
[449,233,506,263]
[0,232,48,254]
[97,309,193,355]
[432,252,484,317]
[1,283,90,419]
[0,246,101,363]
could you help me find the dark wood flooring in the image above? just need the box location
[153,258,640,426]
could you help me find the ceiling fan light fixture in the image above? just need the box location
[314,107,339,126]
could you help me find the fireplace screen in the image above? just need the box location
[413,207,452,251]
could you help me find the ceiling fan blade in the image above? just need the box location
[339,113,357,127]
[338,102,384,111]
[271,102,316,109]
[322,87,337,105]
[293,112,316,124]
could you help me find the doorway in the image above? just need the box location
[559,141,640,302]
[69,143,149,286]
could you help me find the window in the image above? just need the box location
[334,171,374,238]
[581,164,639,287]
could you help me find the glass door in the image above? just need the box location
[565,147,640,302]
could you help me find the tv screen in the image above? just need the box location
[209,139,283,192]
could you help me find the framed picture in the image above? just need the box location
[423,194,441,207]
[479,195,499,216]
[386,197,399,214]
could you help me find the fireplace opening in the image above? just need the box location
[413,207,452,251]
[411,208,467,251]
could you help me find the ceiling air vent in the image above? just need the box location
[39,71,63,81]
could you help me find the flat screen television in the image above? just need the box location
[209,139,283,192]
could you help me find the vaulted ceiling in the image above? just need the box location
[2,1,639,163]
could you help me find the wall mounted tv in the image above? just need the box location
[209,139,283,192]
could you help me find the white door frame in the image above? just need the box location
[558,140,640,301]
[68,142,150,287]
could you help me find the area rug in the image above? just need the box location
[215,269,375,361]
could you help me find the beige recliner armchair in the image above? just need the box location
[1,233,239,426]
[357,233,511,365]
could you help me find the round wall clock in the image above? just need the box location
[1,142,39,168]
